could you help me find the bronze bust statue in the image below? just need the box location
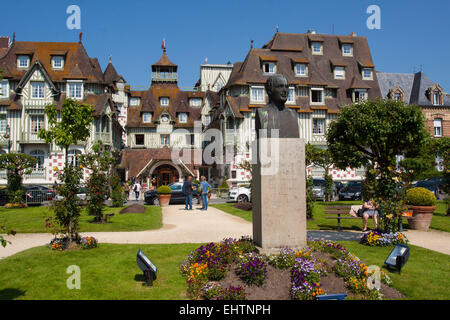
[255,74,300,139]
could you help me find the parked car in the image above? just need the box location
[144,182,199,205]
[55,186,89,201]
[311,178,337,201]
[0,185,53,206]
[228,186,251,203]
[338,181,363,201]
[413,177,446,200]
[334,181,344,193]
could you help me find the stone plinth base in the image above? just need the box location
[252,138,307,251]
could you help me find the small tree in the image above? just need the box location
[80,141,116,222]
[0,153,37,205]
[39,99,94,240]
[432,137,450,215]
[327,99,429,232]
[305,145,316,219]
[237,160,252,201]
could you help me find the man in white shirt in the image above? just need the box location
[133,181,142,201]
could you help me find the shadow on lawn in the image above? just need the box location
[0,288,26,300]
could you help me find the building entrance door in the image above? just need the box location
[153,164,179,186]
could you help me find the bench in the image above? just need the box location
[324,205,362,231]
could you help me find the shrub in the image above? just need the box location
[217,286,246,300]
[203,282,222,300]
[405,187,436,206]
[111,174,126,207]
[291,257,326,300]
[80,236,98,249]
[156,185,172,194]
[235,253,267,286]
[267,248,296,269]
[360,231,408,247]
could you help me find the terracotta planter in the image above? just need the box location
[157,194,171,207]
[408,205,435,231]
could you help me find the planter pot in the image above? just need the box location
[408,205,435,231]
[157,194,171,207]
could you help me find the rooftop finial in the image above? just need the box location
[276,25,279,33]
[162,38,166,53]
[250,39,254,49]
[79,32,83,43]
[109,55,112,63]
[12,32,15,43]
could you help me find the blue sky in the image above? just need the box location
[2,0,450,90]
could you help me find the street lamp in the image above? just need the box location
[3,124,10,153]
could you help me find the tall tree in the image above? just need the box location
[327,99,429,232]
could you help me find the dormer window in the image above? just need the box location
[433,92,441,105]
[52,56,64,69]
[312,42,323,55]
[160,97,169,106]
[0,80,9,99]
[18,55,30,68]
[263,62,276,74]
[353,89,368,102]
[178,113,187,123]
[342,44,353,56]
[295,64,307,77]
[362,68,373,80]
[428,84,443,105]
[334,67,345,80]
[130,97,140,106]
[142,113,152,123]
[190,98,202,107]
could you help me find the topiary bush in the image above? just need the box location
[156,185,172,194]
[405,187,436,206]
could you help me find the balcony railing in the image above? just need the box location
[25,168,46,179]
[151,72,178,82]
[310,134,327,145]
[20,132,45,143]
[94,132,112,144]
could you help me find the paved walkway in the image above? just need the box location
[1,205,449,258]
[0,204,252,259]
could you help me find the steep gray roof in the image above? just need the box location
[376,72,415,104]
[377,71,450,107]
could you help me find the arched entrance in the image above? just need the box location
[150,163,180,187]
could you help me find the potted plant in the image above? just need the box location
[156,185,172,207]
[405,187,436,231]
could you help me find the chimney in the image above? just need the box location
[0,37,10,49]
[307,29,316,34]
[349,32,357,37]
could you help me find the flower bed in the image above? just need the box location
[180,238,399,300]
[360,231,408,247]
[49,236,98,251]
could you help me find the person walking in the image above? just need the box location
[183,175,194,211]
[199,176,212,211]
[133,180,141,201]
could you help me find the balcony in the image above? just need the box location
[94,132,112,144]
[25,168,46,179]
[19,132,45,144]
[310,135,327,145]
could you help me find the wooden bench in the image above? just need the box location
[324,205,361,231]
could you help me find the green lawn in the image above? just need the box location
[212,201,450,232]
[0,242,448,300]
[339,241,450,300]
[0,205,162,233]
[0,243,198,300]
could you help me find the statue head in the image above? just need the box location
[265,74,289,107]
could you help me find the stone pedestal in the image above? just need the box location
[252,138,306,253]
